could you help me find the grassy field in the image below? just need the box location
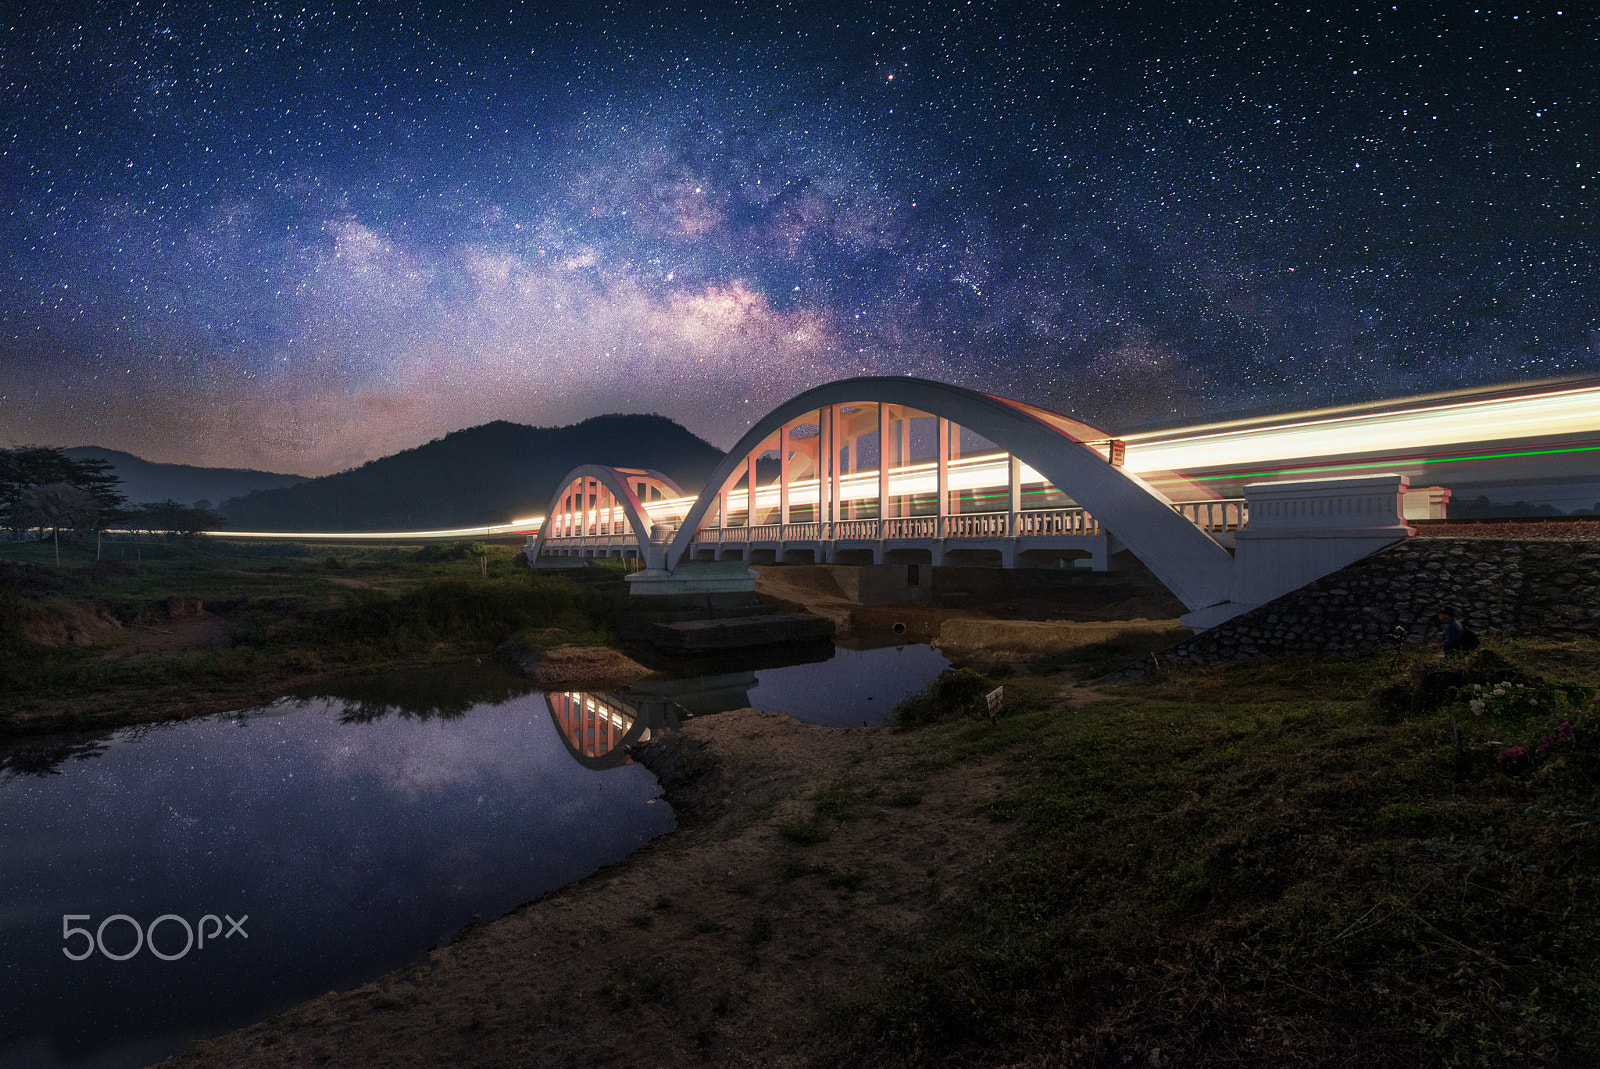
[0,536,623,736]
[849,635,1600,1067]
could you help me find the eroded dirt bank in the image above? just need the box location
[168,708,1021,1069]
[752,562,1186,663]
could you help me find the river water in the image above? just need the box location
[0,642,948,1068]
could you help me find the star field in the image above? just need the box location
[0,1,1594,473]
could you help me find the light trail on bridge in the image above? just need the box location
[211,378,1600,540]
[1119,379,1600,476]
[575,378,1600,519]
[217,519,547,540]
[1177,438,1600,484]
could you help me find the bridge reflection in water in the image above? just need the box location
[544,642,951,767]
[544,690,684,770]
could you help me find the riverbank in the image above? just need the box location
[167,705,1030,1067]
[0,541,624,738]
[167,636,1600,1068]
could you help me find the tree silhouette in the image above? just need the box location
[1,447,129,553]
[19,483,97,565]
[134,499,225,542]
[69,455,131,558]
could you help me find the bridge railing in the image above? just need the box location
[1171,499,1247,532]
[540,535,624,551]
[832,519,880,541]
[561,501,1245,549]
[686,508,1107,543]
[883,517,938,539]
[942,512,1011,539]
[1015,507,1100,536]
[780,522,822,541]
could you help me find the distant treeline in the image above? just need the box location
[1,447,224,553]
[1448,494,1600,519]
[219,414,727,532]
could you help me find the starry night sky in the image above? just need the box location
[1,1,1595,475]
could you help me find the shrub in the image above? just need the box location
[1463,678,1599,784]
[1466,678,1592,729]
[893,668,995,726]
[1367,648,1540,719]
[412,541,487,563]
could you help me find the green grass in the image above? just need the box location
[891,670,1067,730]
[853,644,1600,1067]
[812,779,863,821]
[0,538,623,732]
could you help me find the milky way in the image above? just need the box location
[1,1,1594,473]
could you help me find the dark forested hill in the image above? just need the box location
[63,447,308,506]
[218,415,726,531]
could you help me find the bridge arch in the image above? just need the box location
[529,465,685,570]
[664,376,1235,611]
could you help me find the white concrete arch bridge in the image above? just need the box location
[527,377,1420,628]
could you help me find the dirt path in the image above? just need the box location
[169,708,1022,1068]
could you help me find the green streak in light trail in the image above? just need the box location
[826,442,1600,503]
[1187,442,1600,483]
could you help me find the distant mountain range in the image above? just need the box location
[216,414,726,532]
[63,447,308,507]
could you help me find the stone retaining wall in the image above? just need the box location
[1147,538,1600,672]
